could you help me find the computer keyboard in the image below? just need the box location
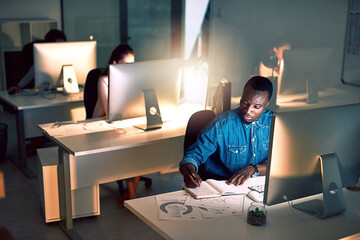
[248,184,265,193]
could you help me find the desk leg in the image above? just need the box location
[9,110,36,179]
[58,148,73,230]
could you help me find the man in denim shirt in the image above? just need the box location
[180,76,274,188]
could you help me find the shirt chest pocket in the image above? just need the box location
[228,145,246,154]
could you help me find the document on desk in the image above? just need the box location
[184,194,245,218]
[155,191,245,220]
[156,193,203,221]
[41,119,146,137]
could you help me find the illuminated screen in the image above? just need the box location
[33,41,97,88]
[264,104,360,212]
[108,58,182,122]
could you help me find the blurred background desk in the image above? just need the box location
[0,90,85,178]
[276,87,360,112]
[125,188,360,240]
[39,104,202,230]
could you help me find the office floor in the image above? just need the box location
[0,109,184,240]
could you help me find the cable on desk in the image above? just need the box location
[39,91,56,100]
[344,197,360,217]
[20,89,38,96]
[283,194,321,220]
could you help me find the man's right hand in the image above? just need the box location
[7,86,22,94]
[180,163,202,188]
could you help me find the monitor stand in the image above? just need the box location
[293,153,346,219]
[134,89,163,131]
[306,78,318,104]
[60,64,79,93]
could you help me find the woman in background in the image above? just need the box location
[92,44,139,205]
[92,44,135,118]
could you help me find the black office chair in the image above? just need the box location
[183,110,216,151]
[84,68,152,196]
[183,110,216,180]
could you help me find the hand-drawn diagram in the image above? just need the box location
[156,192,245,220]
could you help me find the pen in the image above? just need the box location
[187,166,200,186]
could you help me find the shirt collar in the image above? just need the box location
[237,108,264,128]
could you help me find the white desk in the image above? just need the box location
[39,104,203,230]
[276,87,360,112]
[0,90,85,178]
[125,185,360,240]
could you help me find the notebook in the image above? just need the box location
[182,179,248,199]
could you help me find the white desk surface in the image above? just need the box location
[276,87,360,112]
[39,103,203,156]
[0,90,83,110]
[125,180,360,240]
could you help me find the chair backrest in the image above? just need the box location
[84,68,106,119]
[183,110,216,151]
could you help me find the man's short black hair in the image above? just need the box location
[244,76,273,101]
[44,29,67,42]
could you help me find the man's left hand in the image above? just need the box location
[226,165,254,186]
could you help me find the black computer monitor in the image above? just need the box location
[33,41,97,89]
[264,103,360,218]
[280,48,332,97]
[107,58,182,127]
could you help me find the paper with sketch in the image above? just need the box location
[182,179,248,199]
[155,191,245,220]
[155,194,203,221]
[184,194,245,218]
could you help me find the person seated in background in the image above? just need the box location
[91,44,139,204]
[180,76,274,188]
[92,44,135,118]
[258,40,291,95]
[7,29,67,94]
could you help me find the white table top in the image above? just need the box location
[39,103,204,156]
[0,90,83,110]
[125,178,360,240]
[276,87,360,112]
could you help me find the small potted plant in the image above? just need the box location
[247,202,267,226]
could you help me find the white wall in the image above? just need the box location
[0,0,61,25]
[209,0,349,97]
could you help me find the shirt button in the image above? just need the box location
[252,138,255,142]
[235,150,239,153]
[253,153,256,157]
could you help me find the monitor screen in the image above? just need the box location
[108,58,182,122]
[264,103,360,217]
[33,41,97,88]
[280,48,332,95]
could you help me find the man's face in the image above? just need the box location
[240,86,270,123]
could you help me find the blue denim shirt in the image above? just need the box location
[180,108,274,180]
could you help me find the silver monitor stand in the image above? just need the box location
[293,153,346,219]
[135,89,163,131]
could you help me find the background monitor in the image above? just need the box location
[280,48,332,95]
[212,78,231,115]
[108,58,182,122]
[264,103,360,217]
[33,41,97,88]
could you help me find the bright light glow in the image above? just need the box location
[184,0,210,60]
[182,61,208,107]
